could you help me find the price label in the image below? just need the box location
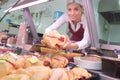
[2,54,11,60]
[0,60,6,63]
[29,56,38,64]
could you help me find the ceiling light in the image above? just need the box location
[4,0,50,13]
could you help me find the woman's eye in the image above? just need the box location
[74,8,79,11]
[68,8,72,11]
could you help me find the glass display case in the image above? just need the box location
[3,0,52,43]
[83,0,120,50]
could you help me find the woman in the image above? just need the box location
[45,0,90,50]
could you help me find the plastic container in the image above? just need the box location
[53,11,64,21]
[74,56,102,70]
[86,72,100,80]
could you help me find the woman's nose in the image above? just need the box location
[70,10,75,15]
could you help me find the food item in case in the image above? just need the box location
[71,67,92,79]
[7,37,17,45]
[0,74,30,80]
[51,55,68,68]
[40,47,58,54]
[49,67,92,80]
[42,30,67,49]
[61,52,83,61]
[0,61,13,78]
[74,56,102,70]
[49,68,69,80]
[16,22,28,48]
[0,50,92,80]
[19,66,52,80]
[0,32,8,43]
[80,56,101,62]
[23,55,44,68]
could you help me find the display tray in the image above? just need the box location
[86,72,100,80]
[73,56,102,70]
[102,57,120,78]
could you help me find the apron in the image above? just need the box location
[65,22,85,53]
[68,22,84,41]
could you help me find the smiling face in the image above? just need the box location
[67,3,83,23]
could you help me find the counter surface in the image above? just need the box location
[88,70,120,80]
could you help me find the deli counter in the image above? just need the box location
[0,0,120,80]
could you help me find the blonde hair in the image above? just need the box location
[67,0,82,6]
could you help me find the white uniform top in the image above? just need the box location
[45,13,91,50]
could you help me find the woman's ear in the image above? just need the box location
[81,6,84,14]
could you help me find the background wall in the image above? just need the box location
[0,0,68,35]
[1,0,120,45]
[92,0,120,44]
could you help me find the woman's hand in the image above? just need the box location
[41,40,47,47]
[63,36,71,48]
[59,34,79,49]
[41,39,61,50]
[56,34,71,49]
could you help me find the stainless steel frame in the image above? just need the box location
[82,0,100,49]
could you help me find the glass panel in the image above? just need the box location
[91,0,120,49]
[82,0,100,49]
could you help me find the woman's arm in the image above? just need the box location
[45,13,68,33]
[63,22,91,50]
[61,35,79,49]
[76,25,91,49]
